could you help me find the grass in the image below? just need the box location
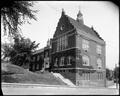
[1,62,66,85]
[2,62,114,87]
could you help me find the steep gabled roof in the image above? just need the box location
[66,15,103,40]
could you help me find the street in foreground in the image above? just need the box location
[2,83,119,95]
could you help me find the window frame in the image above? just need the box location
[67,56,72,66]
[56,35,68,52]
[97,58,102,69]
[54,58,58,67]
[60,57,65,66]
[33,56,36,61]
[82,55,90,66]
[82,39,89,51]
[37,55,40,61]
[96,45,102,55]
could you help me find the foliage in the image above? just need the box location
[106,68,113,80]
[113,66,119,83]
[1,1,37,37]
[1,43,13,61]
[2,36,39,67]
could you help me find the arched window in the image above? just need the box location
[97,58,102,69]
[82,55,89,66]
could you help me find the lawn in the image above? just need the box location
[1,62,66,85]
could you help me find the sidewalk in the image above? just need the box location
[108,83,119,89]
[2,83,119,95]
[2,82,119,89]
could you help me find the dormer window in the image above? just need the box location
[96,45,102,55]
[82,39,89,51]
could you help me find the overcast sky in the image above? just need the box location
[2,1,119,70]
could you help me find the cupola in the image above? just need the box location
[76,10,84,24]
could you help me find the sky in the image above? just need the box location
[1,1,119,70]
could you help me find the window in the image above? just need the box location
[45,62,49,68]
[33,57,36,61]
[97,58,102,69]
[82,55,89,66]
[60,57,64,66]
[96,45,102,55]
[57,38,60,51]
[83,73,90,80]
[82,39,89,51]
[36,63,39,69]
[52,41,57,52]
[83,73,86,80]
[37,55,40,61]
[64,35,68,48]
[87,73,90,80]
[59,38,61,51]
[62,36,65,49]
[54,58,58,67]
[60,25,64,31]
[57,35,68,51]
[77,81,80,86]
[67,56,71,65]
[98,73,102,80]
[60,26,63,31]
[45,52,48,58]
[100,73,103,80]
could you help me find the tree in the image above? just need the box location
[1,43,13,62]
[1,1,37,37]
[106,68,113,80]
[113,66,119,83]
[2,36,39,67]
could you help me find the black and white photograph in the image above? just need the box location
[1,1,119,95]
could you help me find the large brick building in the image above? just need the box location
[31,9,106,87]
[30,39,52,72]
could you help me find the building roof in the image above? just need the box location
[32,48,44,55]
[66,15,103,40]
